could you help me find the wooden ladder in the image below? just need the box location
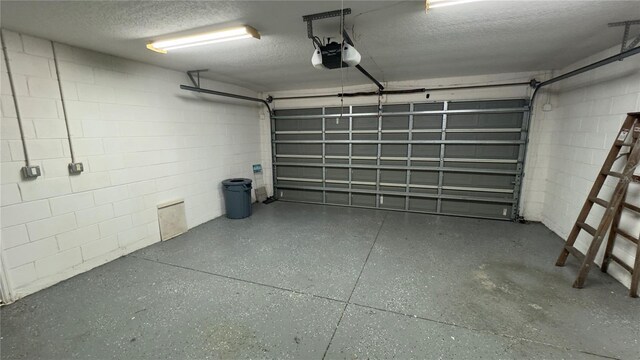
[556,112,640,297]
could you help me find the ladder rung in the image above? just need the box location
[616,228,639,245]
[603,171,640,182]
[624,202,640,214]
[610,255,634,273]
[588,196,610,208]
[613,140,634,147]
[577,222,597,236]
[565,246,586,262]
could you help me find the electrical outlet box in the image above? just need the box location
[68,162,84,175]
[21,165,41,179]
[542,103,552,111]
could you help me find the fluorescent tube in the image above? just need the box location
[147,26,260,54]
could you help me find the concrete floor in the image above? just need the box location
[1,202,638,359]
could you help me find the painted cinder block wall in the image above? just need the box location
[531,44,640,289]
[0,30,265,301]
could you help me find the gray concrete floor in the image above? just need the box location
[1,202,639,359]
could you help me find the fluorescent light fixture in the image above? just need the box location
[147,26,260,54]
[426,0,482,12]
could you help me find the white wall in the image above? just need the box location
[529,45,640,289]
[0,30,265,301]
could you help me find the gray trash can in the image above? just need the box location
[222,178,253,219]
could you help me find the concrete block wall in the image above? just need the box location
[0,30,264,301]
[529,45,640,289]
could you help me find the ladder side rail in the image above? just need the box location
[556,115,637,266]
[573,133,640,288]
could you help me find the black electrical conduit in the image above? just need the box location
[270,81,533,101]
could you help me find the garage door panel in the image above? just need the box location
[280,189,323,202]
[273,99,529,220]
[409,171,439,186]
[326,191,349,205]
[277,166,323,179]
[276,143,321,156]
[352,169,376,182]
[447,113,523,129]
[446,132,521,141]
[409,187,438,195]
[411,132,442,141]
[380,195,405,210]
[381,105,410,129]
[443,172,516,188]
[444,144,520,159]
[326,133,348,141]
[352,194,376,207]
[412,144,441,157]
[381,144,408,157]
[275,119,322,132]
[353,134,378,140]
[409,198,438,212]
[441,199,513,219]
[326,168,349,181]
[448,99,526,110]
[380,170,406,184]
[381,133,409,141]
[443,162,517,171]
[353,144,377,156]
[414,116,443,129]
[326,144,348,156]
[442,189,514,200]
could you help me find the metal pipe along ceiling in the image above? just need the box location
[531,45,640,106]
[538,46,640,89]
[180,84,273,114]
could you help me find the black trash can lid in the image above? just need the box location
[222,178,252,186]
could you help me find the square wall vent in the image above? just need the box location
[157,199,187,241]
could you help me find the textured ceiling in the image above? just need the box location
[1,1,639,92]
